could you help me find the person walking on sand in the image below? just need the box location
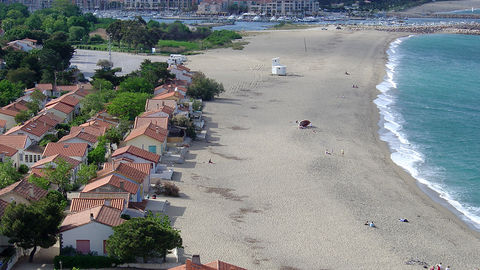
[437,263,442,270]
[341,149,344,156]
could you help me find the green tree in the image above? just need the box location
[106,214,182,262]
[25,14,43,30]
[14,110,31,124]
[30,159,73,197]
[0,191,65,262]
[105,127,122,145]
[68,26,86,42]
[0,158,22,188]
[107,92,151,120]
[187,72,225,101]
[88,136,107,165]
[118,77,153,94]
[76,164,97,185]
[138,60,173,86]
[31,89,46,104]
[6,67,36,87]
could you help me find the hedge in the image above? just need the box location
[54,255,121,269]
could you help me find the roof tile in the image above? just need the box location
[43,142,88,158]
[112,145,160,163]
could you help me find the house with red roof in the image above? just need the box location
[152,90,186,103]
[145,99,177,113]
[134,113,169,130]
[0,179,48,205]
[168,65,193,84]
[58,128,100,147]
[124,122,168,156]
[60,205,125,255]
[0,143,19,167]
[4,112,61,143]
[45,94,81,115]
[30,154,82,182]
[43,142,88,164]
[82,161,150,202]
[112,145,161,173]
[0,107,22,130]
[169,255,246,270]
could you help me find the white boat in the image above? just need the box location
[252,16,261,21]
[270,16,277,21]
[227,15,236,20]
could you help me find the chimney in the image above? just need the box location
[29,184,34,198]
[90,213,94,221]
[192,255,201,265]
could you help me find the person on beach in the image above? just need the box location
[341,149,344,156]
[399,218,409,223]
[345,71,350,75]
[364,221,369,225]
[208,159,214,164]
[437,263,442,270]
[369,221,376,228]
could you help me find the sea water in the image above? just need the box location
[375,34,480,230]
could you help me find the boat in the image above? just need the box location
[270,16,277,21]
[298,120,311,128]
[253,16,261,21]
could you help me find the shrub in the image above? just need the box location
[204,30,241,46]
[163,182,180,197]
[60,246,78,256]
[54,255,121,269]
[121,214,131,220]
[17,164,29,174]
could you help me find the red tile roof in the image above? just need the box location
[124,122,168,143]
[100,162,149,183]
[112,145,160,163]
[30,168,46,178]
[58,130,99,144]
[46,94,80,108]
[4,100,29,112]
[152,91,185,101]
[145,99,177,112]
[0,108,20,117]
[35,83,53,91]
[78,192,130,201]
[0,135,28,149]
[83,174,139,194]
[143,107,174,117]
[33,112,63,126]
[60,205,125,232]
[43,142,88,158]
[31,154,81,169]
[47,102,74,114]
[70,198,125,212]
[134,116,169,130]
[0,179,48,202]
[56,85,79,92]
[79,119,115,130]
[0,144,19,157]
[70,126,107,137]
[169,260,246,270]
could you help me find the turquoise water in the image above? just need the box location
[375,34,480,230]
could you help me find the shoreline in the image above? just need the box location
[374,34,480,233]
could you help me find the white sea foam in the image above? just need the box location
[375,36,480,231]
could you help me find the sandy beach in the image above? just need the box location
[72,25,480,268]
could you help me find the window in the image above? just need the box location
[19,153,23,161]
[33,155,37,162]
[76,240,90,254]
[148,145,157,154]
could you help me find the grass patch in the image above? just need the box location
[231,41,249,50]
[156,40,201,53]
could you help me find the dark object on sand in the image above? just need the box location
[299,120,311,128]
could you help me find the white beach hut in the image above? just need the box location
[272,57,287,76]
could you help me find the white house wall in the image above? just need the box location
[61,222,113,256]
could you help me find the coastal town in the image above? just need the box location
[0,46,247,268]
